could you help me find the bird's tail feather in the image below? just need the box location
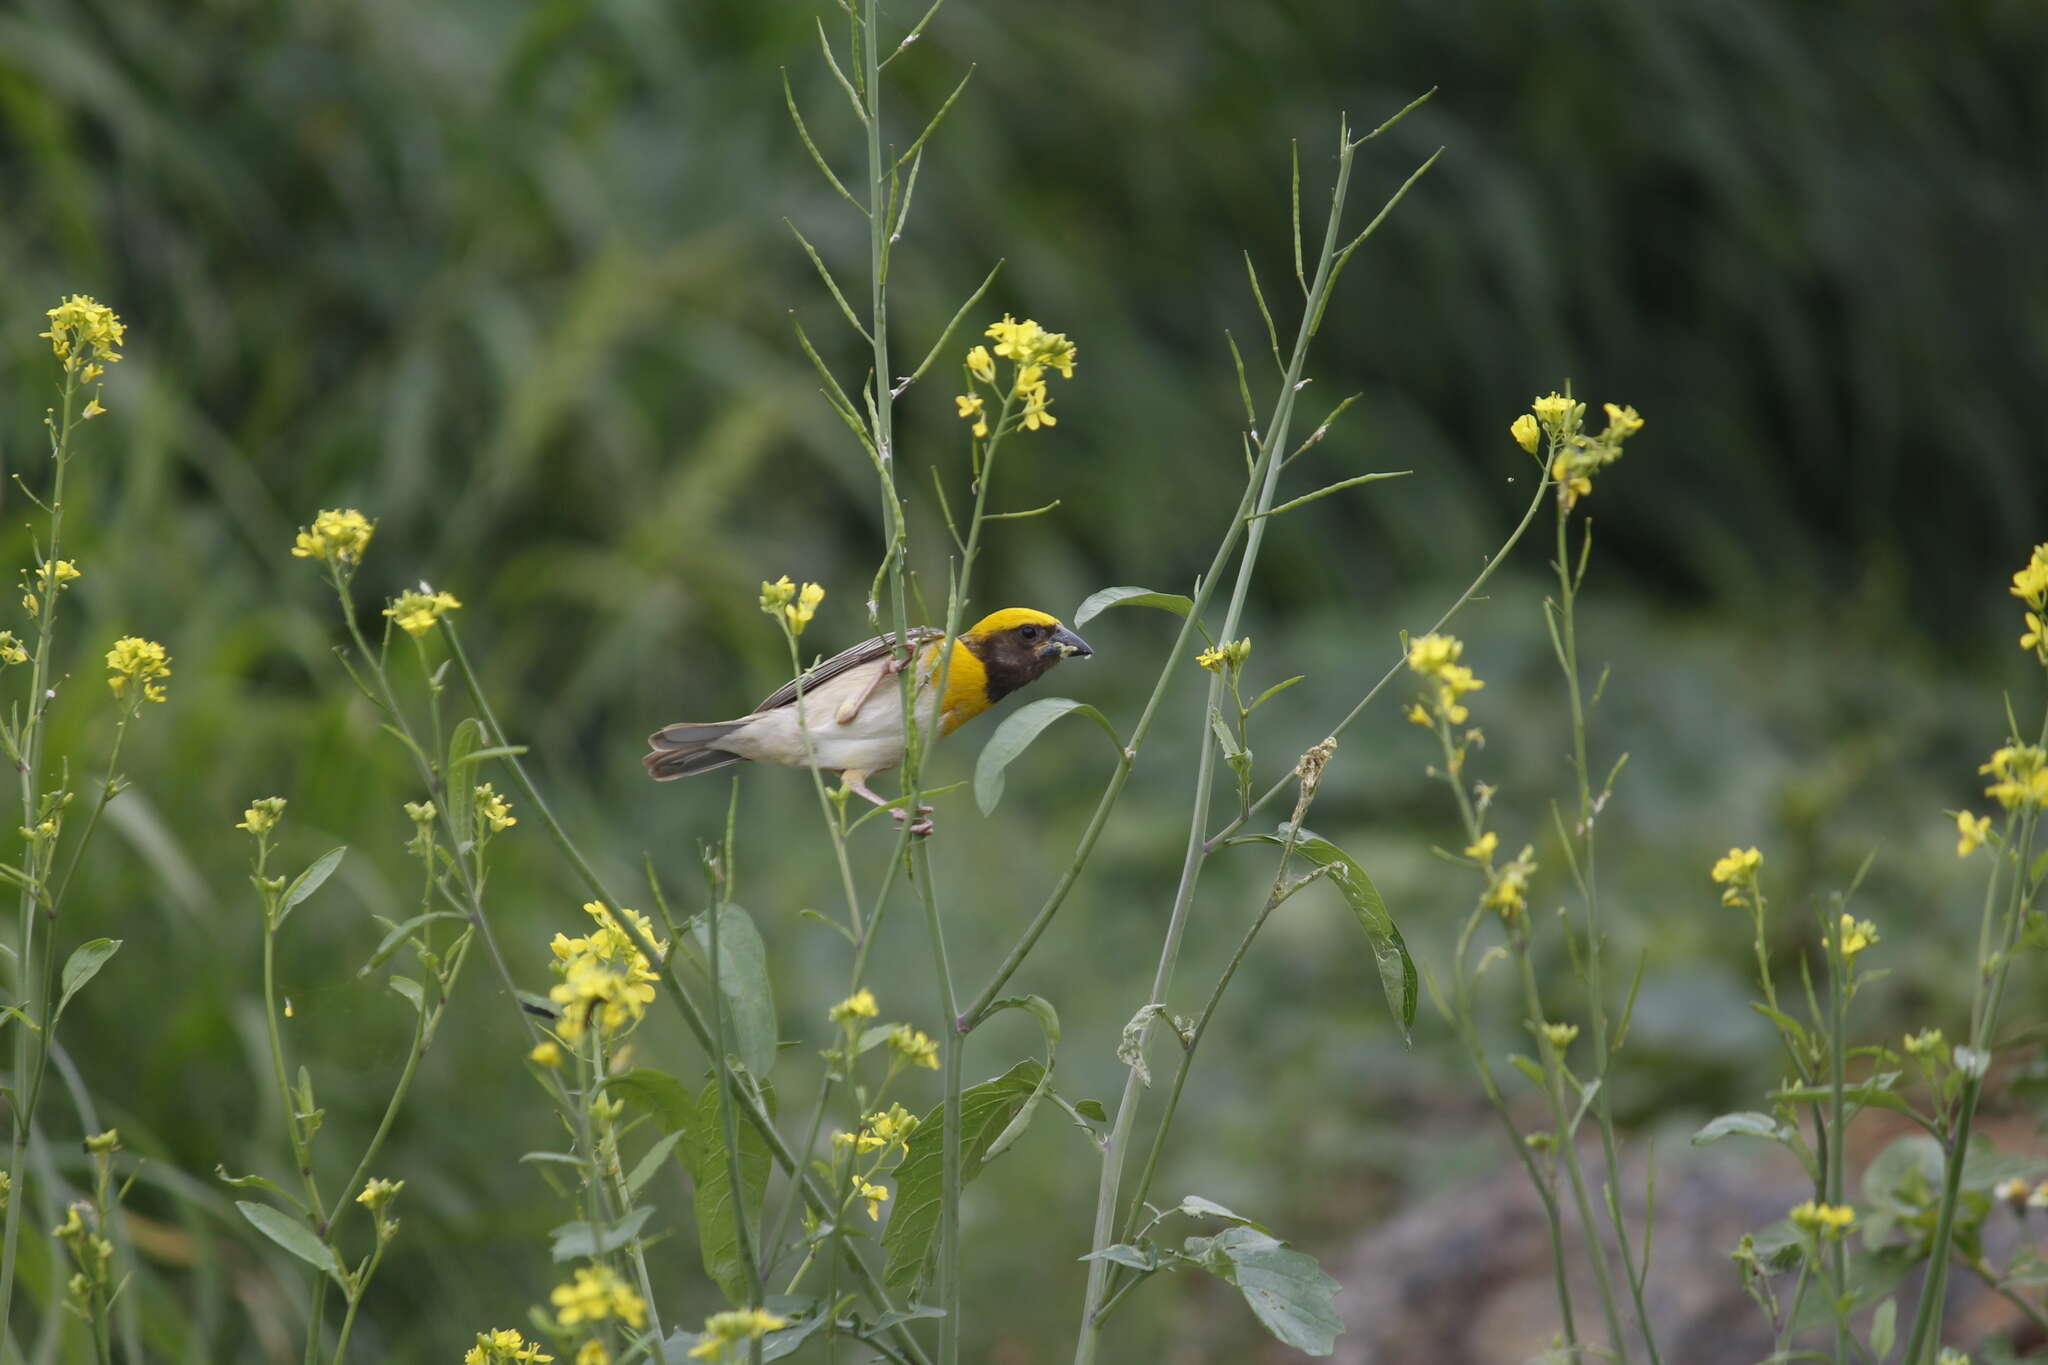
[644,721,749,781]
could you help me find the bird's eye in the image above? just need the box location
[1020,624,1041,641]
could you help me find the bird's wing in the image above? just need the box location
[751,628,941,715]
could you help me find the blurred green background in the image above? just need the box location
[2,0,2045,1359]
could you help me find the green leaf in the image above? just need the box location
[974,697,1119,816]
[1176,1195,1273,1233]
[1072,586,1193,628]
[236,1201,343,1281]
[387,975,425,1013]
[276,847,347,928]
[1246,676,1306,713]
[1074,1099,1107,1122]
[1869,1295,1896,1360]
[1080,1243,1160,1270]
[676,1079,773,1307]
[1240,827,1414,1041]
[692,905,778,1078]
[447,717,483,847]
[1691,1111,1790,1146]
[55,939,121,1022]
[1507,1053,1546,1089]
[626,1130,688,1197]
[1182,1226,1343,1355]
[359,911,469,973]
[549,1206,656,1261]
[449,743,529,768]
[1774,1072,1909,1114]
[605,1069,697,1133]
[883,1059,1045,1296]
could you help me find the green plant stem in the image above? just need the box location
[1548,505,1661,1365]
[1826,914,1849,1364]
[1104,795,1314,1279]
[1073,115,1392,1365]
[708,868,766,1308]
[0,377,78,1335]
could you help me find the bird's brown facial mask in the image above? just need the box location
[969,621,1092,703]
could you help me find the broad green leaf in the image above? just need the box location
[1182,1226,1343,1355]
[1074,1099,1107,1122]
[605,1069,697,1133]
[692,905,778,1078]
[1241,827,1415,1041]
[236,1201,343,1281]
[974,697,1118,815]
[883,1059,1045,1296]
[55,939,121,1022]
[1072,586,1193,628]
[447,717,483,847]
[549,1206,655,1261]
[1691,1112,1789,1146]
[676,1079,773,1306]
[277,847,347,928]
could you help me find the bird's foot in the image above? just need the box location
[890,804,937,837]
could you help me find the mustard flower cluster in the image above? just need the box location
[1508,392,1645,511]
[475,783,517,832]
[1195,637,1252,674]
[2012,542,2048,664]
[547,902,667,1043]
[52,1202,115,1312]
[22,559,81,618]
[237,796,287,836]
[1479,837,1537,921]
[1405,633,1484,727]
[685,1307,791,1362]
[385,588,462,637]
[465,1328,555,1364]
[105,636,172,704]
[0,631,25,666]
[956,315,1079,438]
[40,295,125,384]
[1837,914,1878,962]
[1788,1199,1856,1238]
[760,575,824,636]
[829,988,878,1024]
[355,1176,404,1242]
[292,508,376,566]
[548,1265,647,1330]
[1709,846,1764,908]
[1980,743,2048,811]
[832,1102,919,1158]
[887,1023,940,1071]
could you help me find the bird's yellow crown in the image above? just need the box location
[964,606,1062,637]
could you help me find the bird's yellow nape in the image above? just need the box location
[965,607,1063,637]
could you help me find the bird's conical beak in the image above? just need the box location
[1042,625,1093,660]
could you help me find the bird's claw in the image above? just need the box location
[890,804,937,837]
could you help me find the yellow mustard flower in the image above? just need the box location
[1902,1028,1945,1059]
[965,345,996,384]
[1485,845,1537,920]
[475,783,517,832]
[829,988,879,1024]
[687,1308,791,1363]
[105,636,171,703]
[956,393,989,439]
[1542,1021,1579,1049]
[237,797,287,835]
[549,1265,646,1330]
[1955,810,1992,857]
[1530,392,1579,433]
[1710,846,1764,907]
[0,632,25,666]
[760,576,824,635]
[1838,914,1878,961]
[574,1341,609,1365]
[292,508,375,565]
[354,1177,403,1213]
[1980,744,2048,810]
[529,1040,562,1067]
[547,902,666,1042]
[854,1175,890,1221]
[1406,633,1485,725]
[40,295,125,381]
[1509,413,1542,453]
[384,588,462,637]
[2011,543,2048,607]
[1788,1199,1856,1237]
[1602,403,1645,439]
[1464,831,1499,861]
[887,1024,940,1070]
